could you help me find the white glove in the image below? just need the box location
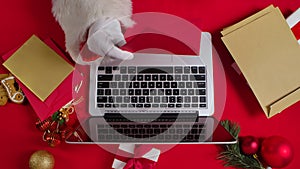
[81,18,133,64]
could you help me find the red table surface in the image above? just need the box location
[1,0,300,169]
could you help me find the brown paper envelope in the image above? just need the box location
[3,35,74,101]
[221,6,300,118]
[221,5,275,36]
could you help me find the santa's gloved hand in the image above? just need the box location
[86,18,133,61]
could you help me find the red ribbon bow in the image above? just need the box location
[124,158,157,169]
[115,145,159,169]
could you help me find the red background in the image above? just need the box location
[0,0,300,169]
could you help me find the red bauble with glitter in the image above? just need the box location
[240,136,260,155]
[260,136,294,168]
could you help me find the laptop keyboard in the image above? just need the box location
[96,66,207,109]
[96,122,207,142]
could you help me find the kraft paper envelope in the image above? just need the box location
[3,35,74,101]
[221,5,300,118]
[1,38,76,121]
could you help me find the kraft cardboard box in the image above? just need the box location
[221,5,300,118]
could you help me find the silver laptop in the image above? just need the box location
[74,32,236,144]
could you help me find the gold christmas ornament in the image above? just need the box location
[29,150,55,169]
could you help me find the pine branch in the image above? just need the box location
[218,120,265,169]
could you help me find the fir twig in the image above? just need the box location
[217,120,265,169]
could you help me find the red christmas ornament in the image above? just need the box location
[240,136,260,155]
[260,136,294,168]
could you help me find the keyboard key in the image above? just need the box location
[182,75,189,81]
[175,75,181,81]
[184,66,190,73]
[184,104,191,108]
[186,82,193,88]
[98,128,108,134]
[180,89,187,95]
[173,89,180,95]
[152,75,159,81]
[147,96,153,103]
[105,104,112,108]
[156,82,163,88]
[105,89,111,95]
[108,96,114,103]
[120,89,127,95]
[98,66,105,71]
[161,96,168,103]
[97,82,110,88]
[129,75,136,81]
[145,75,151,81]
[177,96,183,103]
[192,104,198,108]
[128,89,134,96]
[152,104,159,108]
[148,82,155,88]
[118,82,125,88]
[165,89,172,95]
[141,82,147,88]
[158,89,164,95]
[97,104,104,108]
[137,75,143,81]
[98,75,113,81]
[160,75,166,81]
[167,75,173,81]
[122,75,129,81]
[192,75,206,81]
[169,96,176,103]
[124,96,130,103]
[120,67,127,74]
[188,89,195,95]
[160,104,167,108]
[199,66,206,73]
[178,82,185,88]
[175,67,183,73]
[200,97,206,102]
[112,89,119,95]
[150,89,157,95]
[195,82,206,88]
[200,104,207,108]
[171,82,177,88]
[131,97,138,103]
[197,89,206,95]
[154,97,160,103]
[135,89,142,95]
[105,67,112,74]
[110,82,118,88]
[191,66,198,73]
[184,97,191,103]
[176,104,182,108]
[133,82,139,88]
[139,97,146,103]
[128,66,137,73]
[143,89,149,95]
[97,89,104,95]
[114,74,121,81]
[126,82,131,88]
[116,97,122,103]
[164,82,170,88]
[97,96,107,103]
[136,104,143,108]
[192,96,198,102]
[121,104,128,108]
